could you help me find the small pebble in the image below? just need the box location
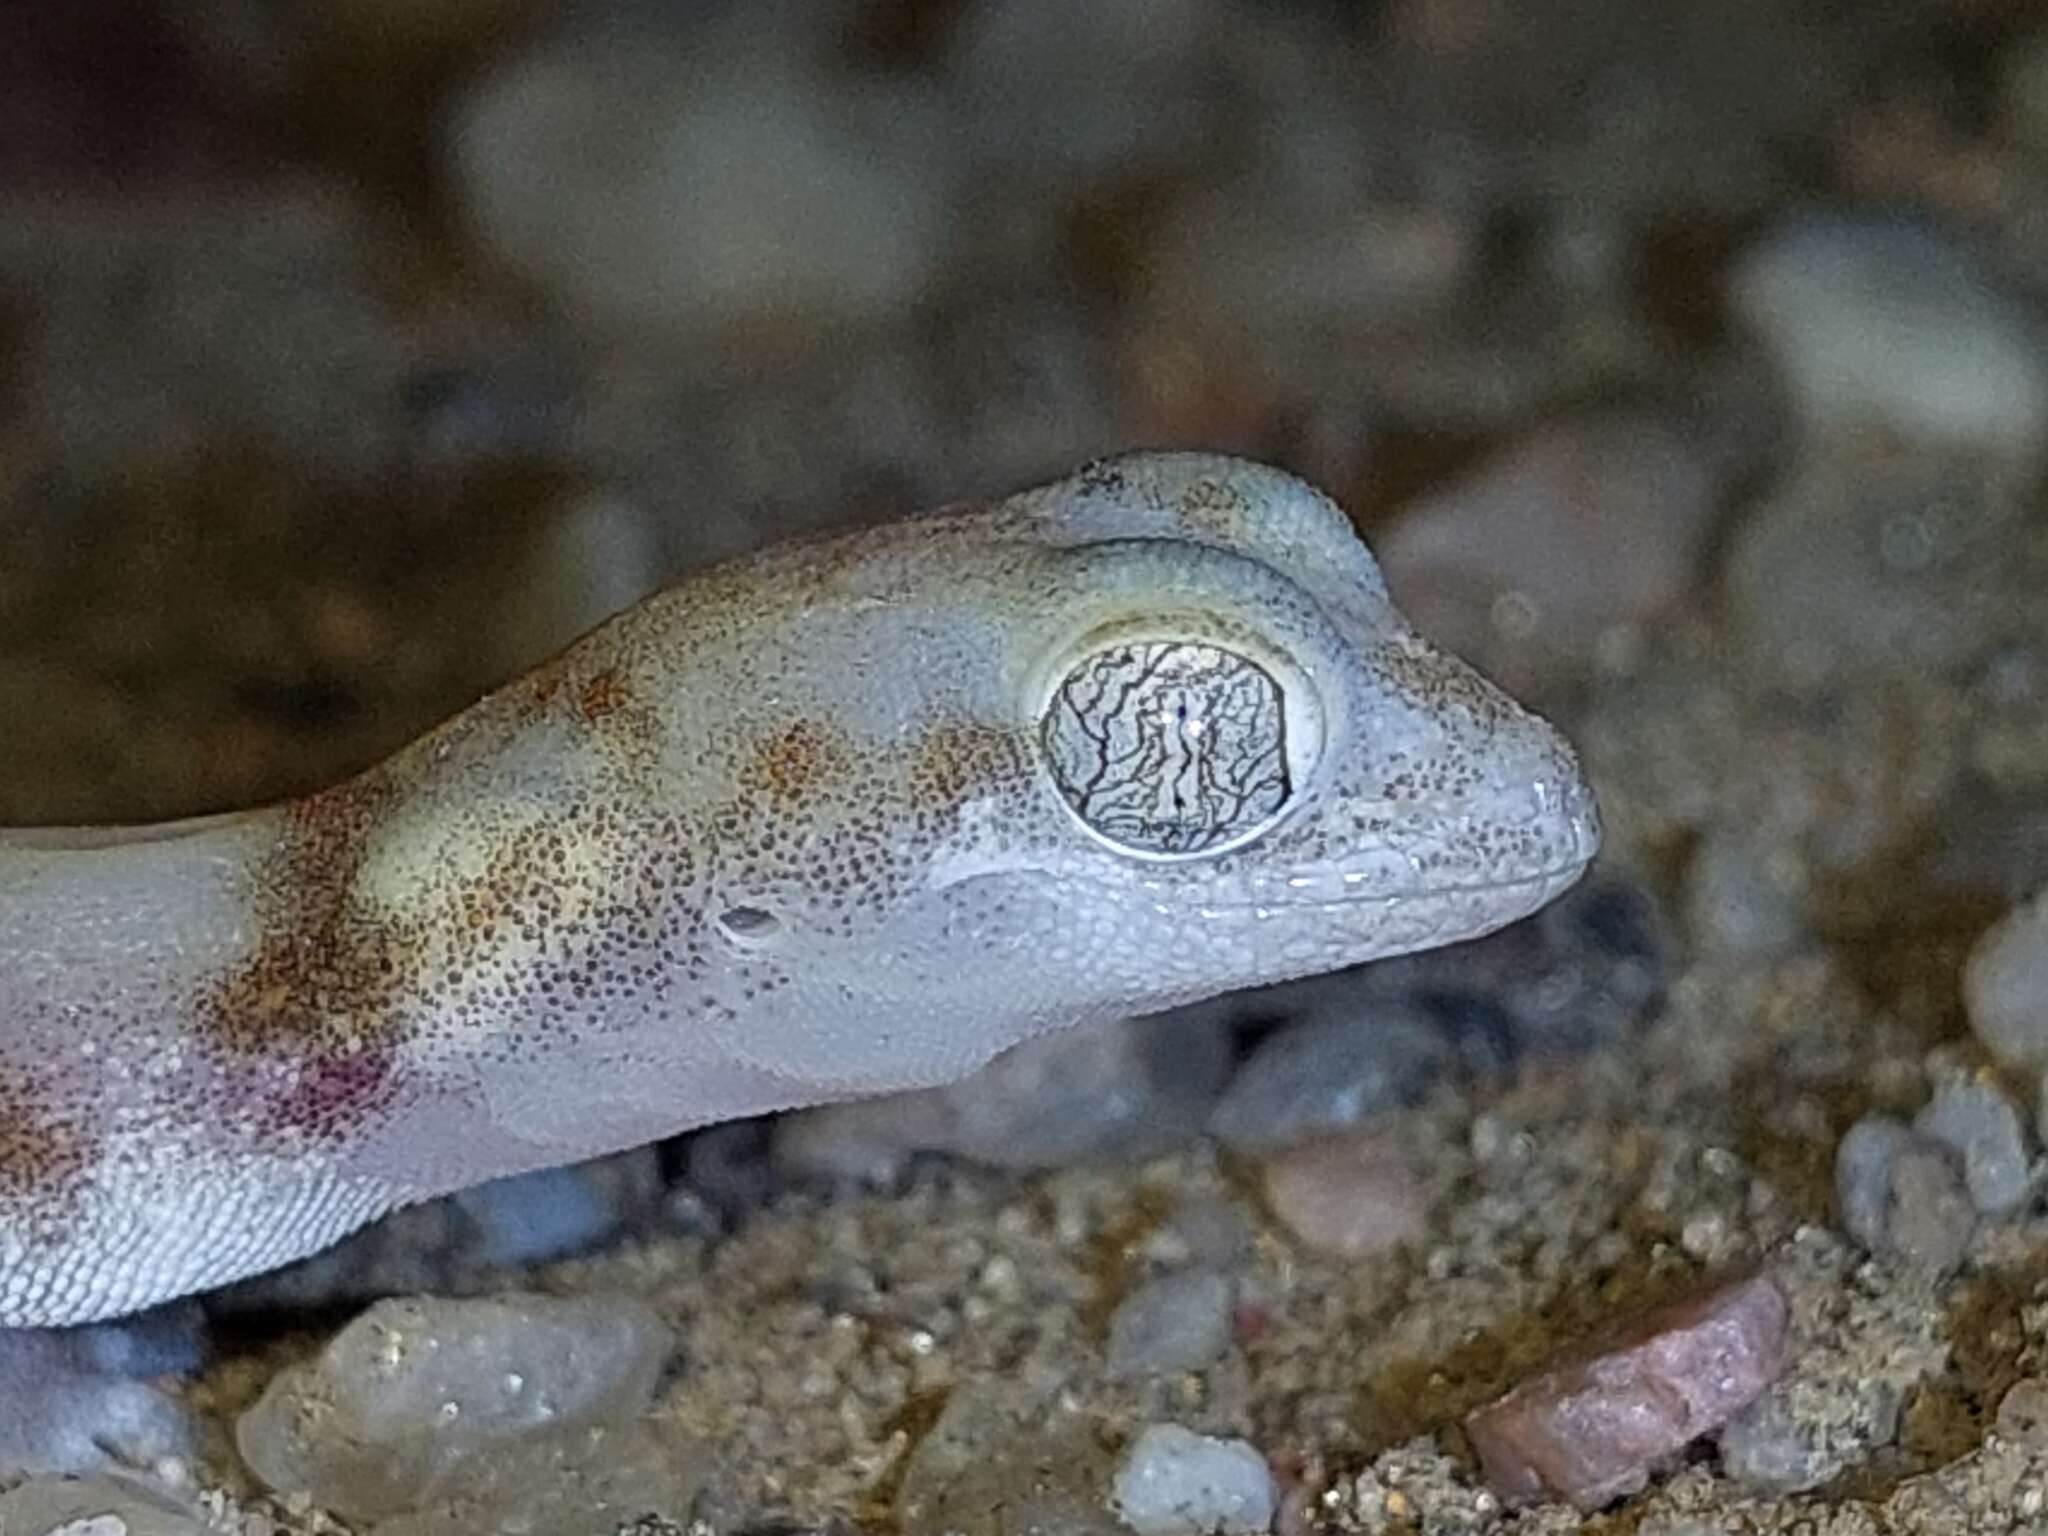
[1997,1377,2048,1449]
[1463,1271,1790,1509]
[1260,1129,1430,1258]
[1728,211,2048,462]
[1835,1115,1977,1274]
[1105,1269,1235,1381]
[1912,1078,2031,1216]
[1716,1389,1841,1494]
[0,1477,207,1536]
[236,1293,671,1522]
[1965,890,2048,1072]
[1111,1424,1278,1536]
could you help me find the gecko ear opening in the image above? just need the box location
[714,905,784,944]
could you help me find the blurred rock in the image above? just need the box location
[0,1326,199,1478]
[215,1148,662,1314]
[1912,1077,2031,1217]
[1111,1423,1277,1536]
[0,1477,207,1536]
[773,1011,1233,1182]
[1381,410,1723,701]
[1260,1128,1432,1258]
[1834,1115,1976,1274]
[70,1300,209,1381]
[1208,1005,1455,1155]
[1685,827,1812,958]
[1966,890,2048,1072]
[2002,25,2048,155]
[1105,1268,1235,1381]
[1996,1377,2048,1450]
[1925,793,2048,907]
[451,11,949,338]
[943,0,1215,185]
[1726,445,2038,684]
[1357,867,1672,1066]
[0,188,416,485]
[1715,1388,1842,1494]
[1464,1271,1790,1509]
[236,1292,670,1522]
[896,1381,1124,1536]
[1361,2,1890,223]
[1729,212,2048,463]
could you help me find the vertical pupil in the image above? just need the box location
[1042,640,1295,856]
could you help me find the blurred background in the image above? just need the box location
[0,0,2042,835]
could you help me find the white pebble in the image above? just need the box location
[1111,1424,1277,1536]
[1106,1269,1235,1381]
[451,17,947,336]
[1729,212,2048,462]
[1967,891,2048,1072]
[1913,1078,2032,1217]
[236,1294,670,1522]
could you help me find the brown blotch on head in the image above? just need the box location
[742,720,851,806]
[525,669,565,716]
[908,720,1027,816]
[576,668,633,724]
[0,1065,97,1222]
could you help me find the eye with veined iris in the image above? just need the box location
[1040,639,1314,856]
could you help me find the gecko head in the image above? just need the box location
[679,453,1601,1096]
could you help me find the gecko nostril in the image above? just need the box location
[715,906,783,943]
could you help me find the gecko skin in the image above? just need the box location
[0,452,1597,1333]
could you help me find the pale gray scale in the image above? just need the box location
[1043,642,1290,855]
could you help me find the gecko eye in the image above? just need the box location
[1040,639,1319,857]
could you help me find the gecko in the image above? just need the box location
[0,451,1598,1473]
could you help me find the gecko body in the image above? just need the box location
[1,453,1598,1334]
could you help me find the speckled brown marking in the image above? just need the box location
[908,720,1027,816]
[576,668,632,724]
[0,1064,96,1222]
[742,720,851,806]
[193,777,418,1144]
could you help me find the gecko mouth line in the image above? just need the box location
[1217,863,1592,913]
